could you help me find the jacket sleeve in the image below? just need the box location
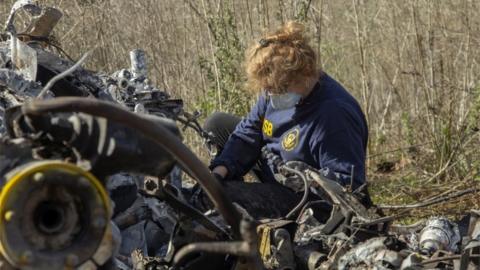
[310,101,367,189]
[210,95,267,180]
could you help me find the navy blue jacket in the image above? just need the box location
[211,73,368,189]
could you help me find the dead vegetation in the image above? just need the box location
[1,0,480,220]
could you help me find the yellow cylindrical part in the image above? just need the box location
[0,161,112,269]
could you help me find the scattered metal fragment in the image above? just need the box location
[419,217,461,254]
[130,49,148,79]
[10,35,37,81]
[337,237,405,269]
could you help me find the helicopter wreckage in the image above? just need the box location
[0,1,479,269]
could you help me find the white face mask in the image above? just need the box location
[269,92,302,110]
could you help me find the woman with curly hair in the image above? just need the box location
[204,21,371,206]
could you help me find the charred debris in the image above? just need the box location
[0,1,479,270]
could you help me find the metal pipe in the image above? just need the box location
[174,241,250,263]
[281,165,309,219]
[37,51,92,98]
[173,219,263,269]
[130,49,147,79]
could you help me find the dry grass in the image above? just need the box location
[2,0,480,218]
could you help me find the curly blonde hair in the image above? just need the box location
[245,21,318,94]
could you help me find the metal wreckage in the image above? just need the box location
[0,1,479,270]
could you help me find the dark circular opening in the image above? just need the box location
[34,202,65,235]
[119,79,128,89]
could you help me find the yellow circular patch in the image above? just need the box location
[282,128,299,151]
